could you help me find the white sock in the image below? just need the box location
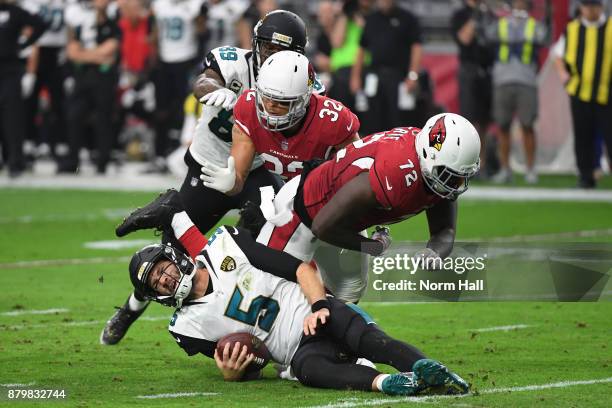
[375,374,390,391]
[128,293,148,312]
[171,211,194,238]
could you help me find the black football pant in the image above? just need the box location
[152,60,195,158]
[65,67,118,172]
[291,298,426,391]
[0,65,26,173]
[133,149,284,301]
[570,97,612,187]
[24,46,66,149]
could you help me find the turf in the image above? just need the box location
[0,189,611,407]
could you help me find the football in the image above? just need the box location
[216,332,271,372]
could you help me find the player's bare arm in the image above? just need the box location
[311,173,385,256]
[193,68,226,101]
[424,199,457,258]
[228,124,257,195]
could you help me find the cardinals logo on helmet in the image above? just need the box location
[429,115,447,151]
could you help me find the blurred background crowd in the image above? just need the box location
[0,0,610,188]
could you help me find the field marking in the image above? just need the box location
[0,256,131,270]
[0,315,169,331]
[470,228,612,242]
[83,239,156,250]
[305,377,612,408]
[465,187,612,202]
[1,308,69,317]
[0,208,132,224]
[471,324,532,332]
[135,392,219,399]
[0,382,36,387]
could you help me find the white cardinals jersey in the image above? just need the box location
[204,0,249,51]
[152,0,205,63]
[168,226,311,366]
[21,0,70,48]
[189,45,264,170]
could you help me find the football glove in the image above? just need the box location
[414,248,442,270]
[199,88,237,110]
[200,156,236,193]
[21,73,36,98]
[371,226,392,255]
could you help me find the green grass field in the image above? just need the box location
[0,188,611,407]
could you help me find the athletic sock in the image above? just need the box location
[128,293,149,312]
[375,374,390,391]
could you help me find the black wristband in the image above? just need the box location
[311,299,330,313]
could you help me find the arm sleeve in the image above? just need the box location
[170,331,217,358]
[368,159,393,209]
[408,13,423,44]
[202,50,224,80]
[229,227,302,282]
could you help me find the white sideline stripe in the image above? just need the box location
[305,377,612,408]
[83,240,156,250]
[471,228,612,242]
[0,208,131,224]
[0,382,36,387]
[1,308,69,317]
[471,324,531,332]
[135,392,219,399]
[0,316,169,331]
[0,256,131,269]
[464,187,612,202]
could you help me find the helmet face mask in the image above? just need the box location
[416,113,481,200]
[129,244,196,308]
[255,50,313,132]
[252,10,308,73]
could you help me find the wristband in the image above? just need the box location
[311,299,330,313]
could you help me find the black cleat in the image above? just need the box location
[100,299,149,345]
[115,189,183,237]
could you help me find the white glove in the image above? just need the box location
[414,248,442,270]
[199,88,237,110]
[200,156,236,193]
[371,226,392,255]
[21,73,36,98]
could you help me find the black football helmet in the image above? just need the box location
[129,244,196,308]
[252,10,308,74]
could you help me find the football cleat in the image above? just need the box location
[115,189,183,237]
[100,299,149,345]
[412,358,469,395]
[381,372,420,396]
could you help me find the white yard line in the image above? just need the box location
[305,377,612,408]
[0,316,169,331]
[464,187,612,202]
[0,256,131,269]
[469,228,612,242]
[1,308,69,317]
[83,240,157,250]
[135,392,219,399]
[470,324,531,332]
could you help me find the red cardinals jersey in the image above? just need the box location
[302,127,442,231]
[233,90,359,180]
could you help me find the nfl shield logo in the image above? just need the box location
[281,140,289,151]
[190,177,198,187]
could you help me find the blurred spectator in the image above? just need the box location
[553,0,612,188]
[451,0,494,168]
[202,0,249,52]
[21,0,69,164]
[60,0,120,174]
[149,0,206,173]
[313,0,337,74]
[350,0,422,134]
[0,0,45,178]
[487,0,547,184]
[236,0,277,50]
[327,0,372,113]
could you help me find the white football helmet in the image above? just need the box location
[255,50,314,131]
[415,113,481,200]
